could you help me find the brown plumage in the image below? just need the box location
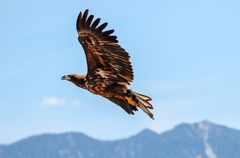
[62,9,154,119]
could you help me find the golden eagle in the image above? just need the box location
[62,9,154,119]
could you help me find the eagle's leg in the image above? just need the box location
[107,89,154,119]
[112,89,138,106]
[125,90,154,119]
[124,90,138,106]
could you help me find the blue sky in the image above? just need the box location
[0,0,240,144]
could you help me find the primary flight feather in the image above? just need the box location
[62,9,154,119]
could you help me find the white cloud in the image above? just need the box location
[42,97,64,106]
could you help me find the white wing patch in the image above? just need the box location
[96,69,110,78]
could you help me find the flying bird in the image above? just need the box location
[62,9,154,119]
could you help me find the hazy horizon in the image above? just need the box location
[1,120,237,145]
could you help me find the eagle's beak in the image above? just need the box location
[61,75,67,80]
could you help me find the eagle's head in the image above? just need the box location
[61,74,86,88]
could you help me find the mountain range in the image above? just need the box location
[0,121,239,158]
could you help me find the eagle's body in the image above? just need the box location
[71,73,127,98]
[62,9,155,119]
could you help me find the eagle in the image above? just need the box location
[62,9,154,119]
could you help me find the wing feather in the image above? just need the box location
[86,15,94,27]
[91,18,100,30]
[103,29,114,36]
[97,22,108,32]
[76,9,134,84]
[81,9,88,24]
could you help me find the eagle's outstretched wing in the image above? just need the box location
[76,9,134,84]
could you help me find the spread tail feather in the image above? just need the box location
[134,92,154,119]
[132,92,152,101]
